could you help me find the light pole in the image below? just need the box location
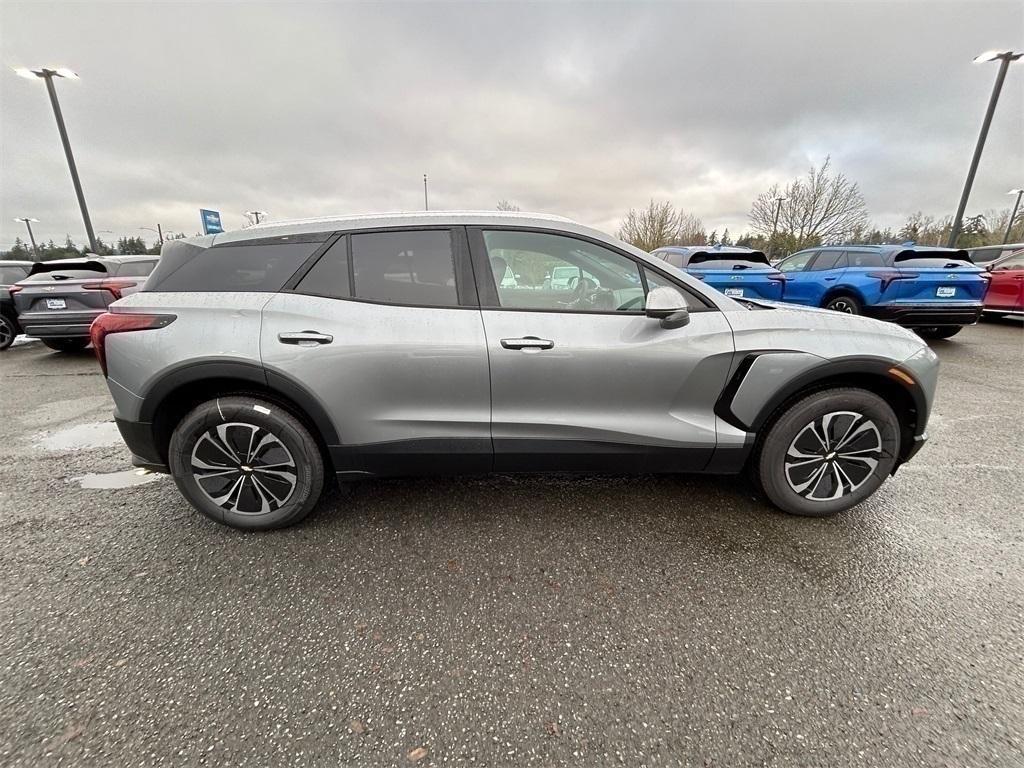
[139,225,164,247]
[1004,189,1023,244]
[423,174,429,211]
[13,218,41,260]
[13,67,98,253]
[768,195,786,259]
[948,50,1022,247]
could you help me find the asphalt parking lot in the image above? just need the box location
[1,321,1022,767]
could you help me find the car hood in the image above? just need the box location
[723,300,928,362]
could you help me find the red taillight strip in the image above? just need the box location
[866,271,918,292]
[82,279,138,301]
[89,312,175,376]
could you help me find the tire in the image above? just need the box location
[753,388,900,517]
[823,294,862,315]
[916,326,962,340]
[42,338,89,353]
[0,314,16,351]
[168,396,325,531]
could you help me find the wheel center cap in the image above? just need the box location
[825,451,837,461]
[240,465,253,473]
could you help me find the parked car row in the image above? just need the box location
[651,243,1024,337]
[0,255,158,351]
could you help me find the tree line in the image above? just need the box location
[2,233,187,261]
[616,157,1023,256]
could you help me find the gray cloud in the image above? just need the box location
[1,1,1021,249]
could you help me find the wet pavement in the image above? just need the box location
[0,320,1022,767]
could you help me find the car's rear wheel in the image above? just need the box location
[823,294,862,315]
[42,338,89,353]
[0,314,17,351]
[754,388,900,517]
[916,326,962,339]
[168,396,325,530]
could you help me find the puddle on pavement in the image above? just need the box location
[38,421,122,451]
[73,469,166,489]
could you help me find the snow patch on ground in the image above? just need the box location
[73,469,166,489]
[38,421,122,451]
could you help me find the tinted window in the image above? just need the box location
[809,250,847,271]
[893,250,973,269]
[147,240,320,292]
[115,260,156,277]
[0,266,29,284]
[296,237,350,298]
[688,251,770,269]
[351,230,457,306]
[846,250,886,268]
[777,251,816,273]
[22,268,106,281]
[483,230,647,312]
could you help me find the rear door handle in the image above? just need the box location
[278,331,333,346]
[500,336,554,350]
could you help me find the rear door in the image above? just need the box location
[471,227,734,472]
[260,227,492,476]
[892,250,987,303]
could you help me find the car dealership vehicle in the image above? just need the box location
[0,260,33,351]
[982,249,1024,316]
[775,244,988,338]
[650,245,786,302]
[11,255,157,352]
[91,212,938,530]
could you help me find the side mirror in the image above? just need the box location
[645,285,690,329]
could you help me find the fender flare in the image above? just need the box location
[138,358,340,445]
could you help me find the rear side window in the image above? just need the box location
[0,266,29,284]
[846,250,885,268]
[351,230,457,307]
[115,260,156,277]
[147,238,322,292]
[809,250,847,271]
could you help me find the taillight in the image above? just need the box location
[867,271,918,292]
[89,312,175,376]
[82,278,137,301]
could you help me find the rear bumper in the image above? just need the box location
[115,416,168,473]
[17,310,103,338]
[863,303,983,327]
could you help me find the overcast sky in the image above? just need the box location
[1,0,1021,250]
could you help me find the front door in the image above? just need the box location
[776,249,819,305]
[470,227,735,472]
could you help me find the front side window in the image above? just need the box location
[809,250,847,271]
[777,251,816,273]
[351,230,458,307]
[483,230,647,312]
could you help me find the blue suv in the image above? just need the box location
[650,246,786,301]
[775,245,988,338]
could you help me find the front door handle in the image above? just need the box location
[500,336,554,350]
[278,331,333,346]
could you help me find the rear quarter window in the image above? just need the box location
[846,250,885,268]
[0,266,29,284]
[147,237,324,292]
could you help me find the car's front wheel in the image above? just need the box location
[168,396,325,530]
[754,388,900,517]
[0,313,17,351]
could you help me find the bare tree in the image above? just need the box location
[496,200,521,212]
[749,157,868,253]
[618,200,705,251]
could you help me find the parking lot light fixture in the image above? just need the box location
[948,50,1022,247]
[1005,189,1024,244]
[12,66,98,253]
[13,217,41,260]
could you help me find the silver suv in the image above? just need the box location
[92,212,938,530]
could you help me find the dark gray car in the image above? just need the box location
[12,255,157,352]
[0,260,34,351]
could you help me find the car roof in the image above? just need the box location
[654,245,760,254]
[0,260,34,267]
[205,210,579,247]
